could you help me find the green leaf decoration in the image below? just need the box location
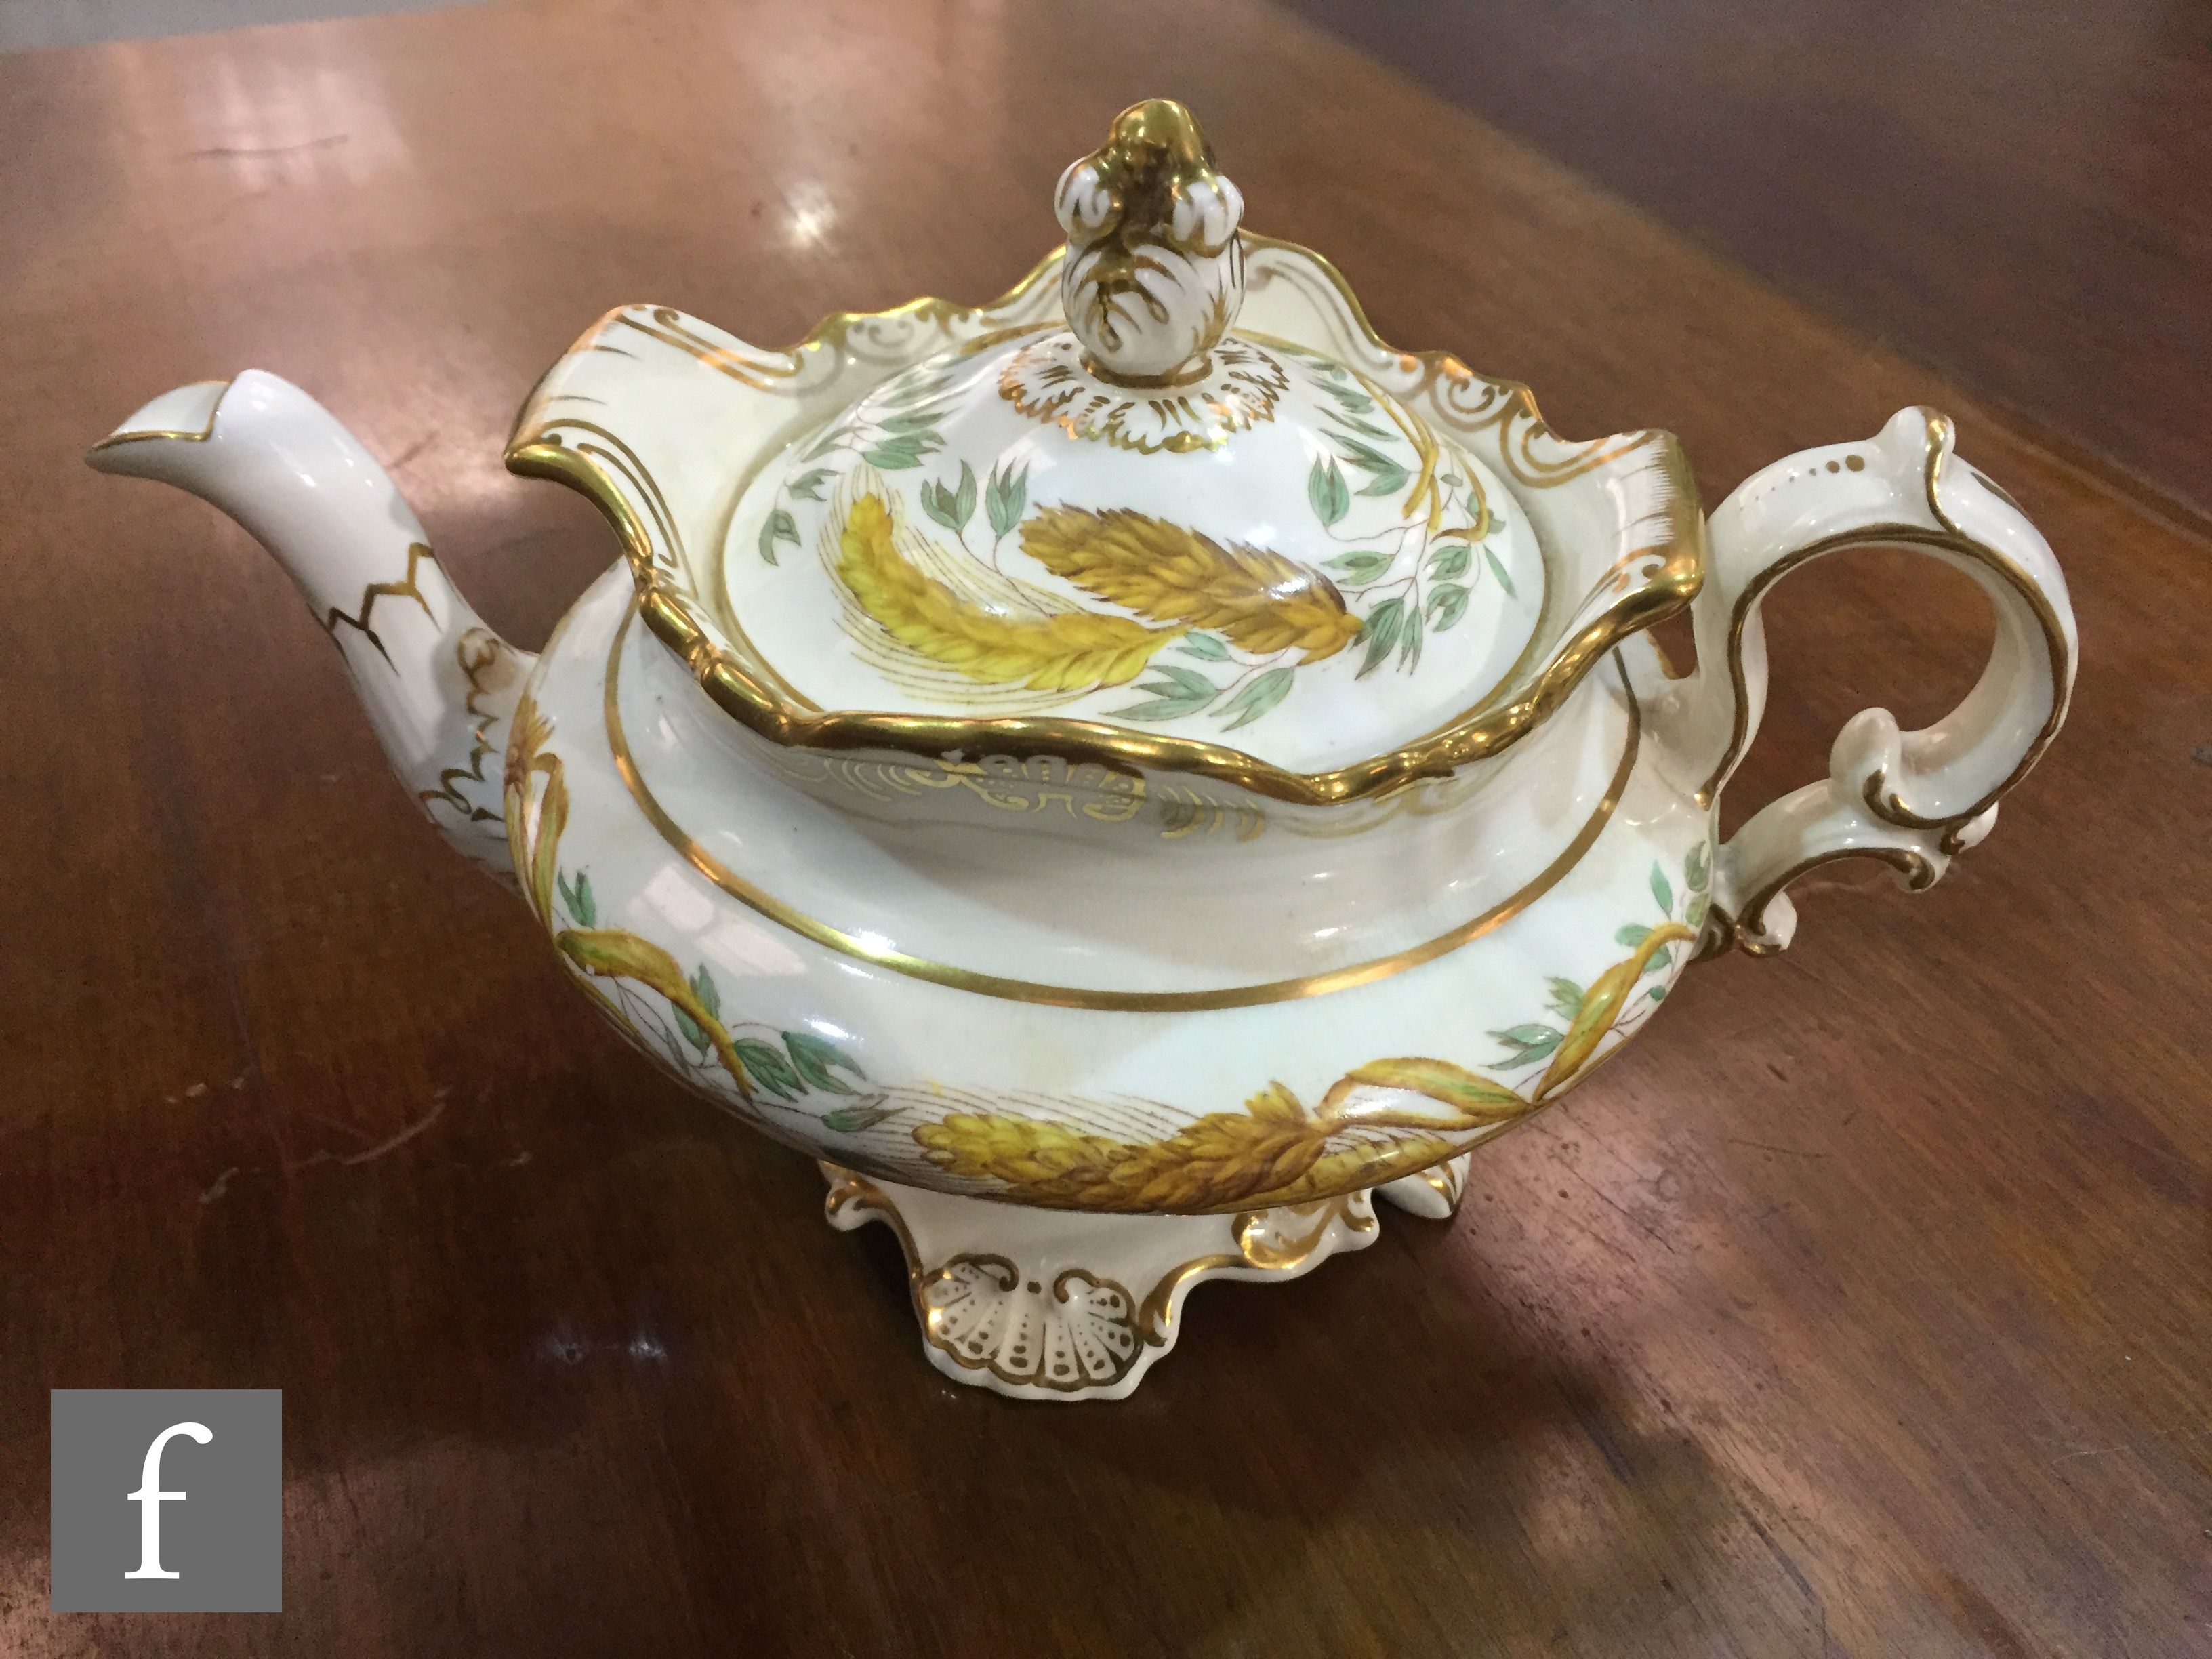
[556,870,597,929]
[801,426,849,462]
[1336,436,1410,499]
[1107,666,1220,721]
[1428,543,1472,582]
[784,467,834,502]
[1649,985,1667,1002]
[758,508,798,565]
[985,462,1029,539]
[783,1030,865,1094]
[1309,457,1351,527]
[1615,922,1652,948]
[689,964,720,1021]
[1650,861,1674,916]
[1109,692,1218,722]
[1326,550,1395,585]
[1399,602,1422,670]
[919,462,977,533]
[1483,546,1518,601]
[1490,1023,1564,1065]
[1145,664,1217,699]
[1686,893,1708,927]
[1356,595,1404,678]
[1218,665,1294,731]
[1178,632,1229,660]
[878,408,947,434]
[733,1038,802,1100]
[1335,435,1396,474]
[1685,840,1711,893]
[1641,945,1673,978]
[821,1096,901,1134]
[1427,583,1470,631]
[672,1002,709,1057]
[862,433,937,470]
[1547,975,1586,1021]
[1441,472,1465,489]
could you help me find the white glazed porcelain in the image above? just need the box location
[89,102,2076,1399]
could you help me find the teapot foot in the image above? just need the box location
[821,1164,1410,1401]
[1374,1153,1473,1220]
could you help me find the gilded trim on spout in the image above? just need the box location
[322,541,441,666]
[86,379,234,452]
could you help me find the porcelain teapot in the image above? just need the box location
[90,102,2075,1399]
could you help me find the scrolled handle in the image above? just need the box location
[1677,407,2076,956]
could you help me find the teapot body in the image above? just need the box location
[506,558,1715,1214]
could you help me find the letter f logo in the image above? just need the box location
[123,1422,211,1580]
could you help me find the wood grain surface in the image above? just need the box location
[1284,0,2212,523]
[2,1,2207,1654]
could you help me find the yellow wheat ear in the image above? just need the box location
[1020,506,1361,664]
[836,493,1183,691]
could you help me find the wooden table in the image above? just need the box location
[4,1,2207,1652]
[1282,0,2212,522]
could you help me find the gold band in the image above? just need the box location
[603,601,1643,1011]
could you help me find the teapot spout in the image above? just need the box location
[88,371,535,879]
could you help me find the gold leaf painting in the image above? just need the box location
[914,1055,1536,1213]
[911,918,1702,1214]
[831,491,1359,701]
[1019,505,1360,663]
[837,493,1179,692]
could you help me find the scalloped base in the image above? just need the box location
[822,1155,1471,1401]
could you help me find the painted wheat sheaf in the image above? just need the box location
[831,491,1360,698]
[914,1058,1536,1213]
[837,494,1177,692]
[1020,505,1360,663]
[908,926,1696,1212]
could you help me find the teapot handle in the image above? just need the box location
[1681,407,2077,956]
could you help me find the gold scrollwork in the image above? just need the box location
[822,1165,1370,1393]
[1152,783,1266,841]
[765,748,1147,825]
[417,627,520,826]
[998,333,1288,453]
[1699,845,1938,960]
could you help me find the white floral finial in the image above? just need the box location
[1056,100,1246,384]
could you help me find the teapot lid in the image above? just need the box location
[725,101,1545,775]
[508,102,1704,804]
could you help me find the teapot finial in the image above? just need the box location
[1054,100,1246,384]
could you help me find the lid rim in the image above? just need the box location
[505,235,1704,808]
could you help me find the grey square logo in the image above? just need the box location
[50,1389,282,1612]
